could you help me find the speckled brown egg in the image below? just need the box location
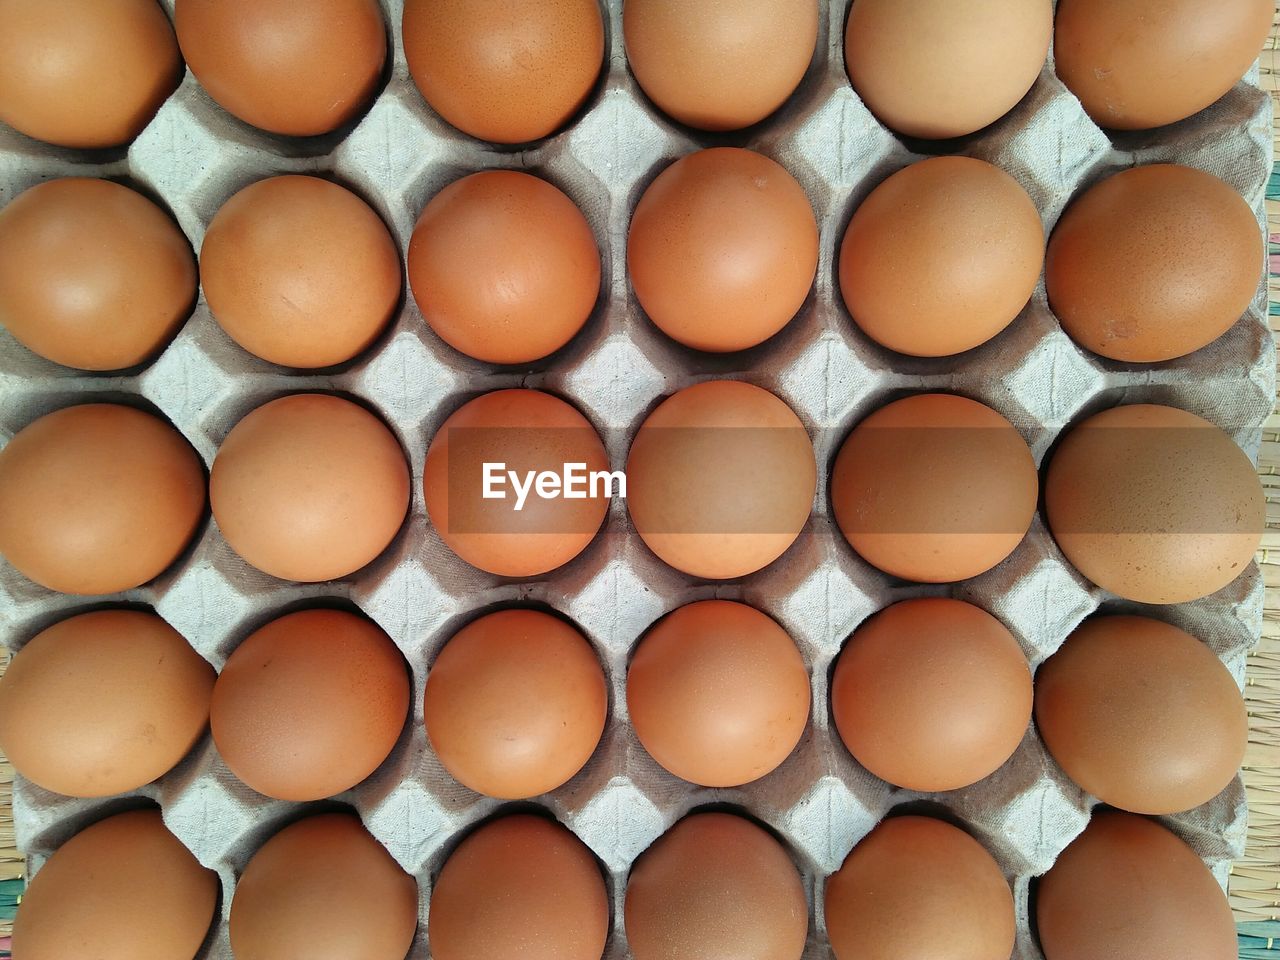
[0,610,213,798]
[1055,0,1273,130]
[13,809,218,960]
[402,0,604,144]
[201,176,401,368]
[175,0,386,136]
[230,813,418,960]
[831,394,1038,582]
[0,0,181,149]
[422,389,610,578]
[626,380,816,579]
[429,814,609,960]
[1044,404,1263,604]
[1037,811,1236,960]
[210,394,409,582]
[628,148,818,352]
[831,598,1032,792]
[1046,165,1262,362]
[825,816,1015,960]
[627,600,810,787]
[623,0,818,131]
[839,157,1044,357]
[625,812,807,960]
[0,404,206,595]
[424,609,607,799]
[0,178,196,371]
[408,171,600,364]
[210,609,409,801]
[1035,615,1246,815]
[845,0,1052,139]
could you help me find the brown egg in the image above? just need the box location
[628,148,818,352]
[201,176,401,368]
[831,599,1032,792]
[422,390,609,578]
[408,171,600,364]
[210,394,409,582]
[1037,811,1236,960]
[230,813,418,960]
[831,394,1038,582]
[424,609,607,799]
[0,0,180,149]
[1055,0,1273,130]
[0,178,196,371]
[0,610,213,798]
[429,814,609,960]
[175,0,386,136]
[625,813,807,960]
[623,0,818,131]
[402,0,604,144]
[1044,404,1263,604]
[839,158,1044,357]
[13,809,217,960]
[627,600,810,787]
[825,816,1014,960]
[845,0,1052,139]
[211,609,409,801]
[0,404,205,595]
[626,381,816,579]
[1046,165,1262,363]
[1035,616,1246,815]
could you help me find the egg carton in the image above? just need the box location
[0,0,1272,957]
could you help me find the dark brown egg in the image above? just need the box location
[0,0,181,148]
[825,816,1015,960]
[1044,404,1263,604]
[429,814,609,960]
[0,178,195,371]
[1037,811,1236,960]
[625,813,807,960]
[402,0,604,144]
[1035,615,1246,815]
[0,404,206,595]
[1047,165,1262,362]
[13,809,218,960]
[230,813,418,960]
[211,609,409,801]
[175,0,386,136]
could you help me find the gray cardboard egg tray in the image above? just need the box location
[0,0,1272,957]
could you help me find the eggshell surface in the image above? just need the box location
[13,809,218,960]
[211,609,410,801]
[627,600,810,787]
[626,380,816,579]
[0,0,181,148]
[628,148,818,352]
[0,178,196,371]
[402,0,604,144]
[201,175,401,368]
[0,404,206,595]
[230,813,418,960]
[1044,404,1263,604]
[424,608,607,799]
[428,814,609,960]
[0,610,213,798]
[1046,164,1262,363]
[825,816,1015,960]
[1035,615,1247,815]
[1036,811,1236,960]
[210,393,409,582]
[409,171,600,364]
[623,0,818,131]
[624,812,807,960]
